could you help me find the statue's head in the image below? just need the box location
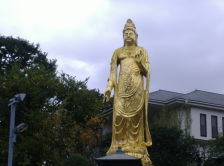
[123,19,138,46]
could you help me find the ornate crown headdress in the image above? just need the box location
[123,19,137,34]
[123,19,138,46]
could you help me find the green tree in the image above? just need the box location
[204,158,224,166]
[207,135,224,157]
[153,106,192,135]
[204,135,224,166]
[0,35,58,165]
[148,125,201,166]
[0,36,105,166]
[0,35,56,75]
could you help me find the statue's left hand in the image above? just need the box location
[135,51,142,63]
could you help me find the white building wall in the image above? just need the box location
[179,108,191,134]
[191,107,224,140]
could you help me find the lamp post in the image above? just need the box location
[8,93,27,166]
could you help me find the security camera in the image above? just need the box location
[8,93,26,106]
[15,123,28,132]
[14,93,26,102]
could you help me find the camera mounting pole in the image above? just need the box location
[8,93,26,166]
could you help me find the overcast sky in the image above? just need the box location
[1,0,224,95]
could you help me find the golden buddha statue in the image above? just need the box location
[103,19,152,166]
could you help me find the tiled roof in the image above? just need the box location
[149,89,224,107]
[149,90,183,102]
[179,90,224,106]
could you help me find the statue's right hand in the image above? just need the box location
[103,89,111,102]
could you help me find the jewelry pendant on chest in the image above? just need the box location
[124,48,136,58]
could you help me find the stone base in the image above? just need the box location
[142,163,154,166]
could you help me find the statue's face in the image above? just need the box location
[123,30,136,44]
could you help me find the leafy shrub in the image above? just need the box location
[63,153,90,166]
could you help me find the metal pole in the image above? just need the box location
[8,101,16,166]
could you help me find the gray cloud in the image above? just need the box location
[1,0,224,94]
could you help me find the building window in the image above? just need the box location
[200,114,207,137]
[211,115,218,138]
[222,117,224,136]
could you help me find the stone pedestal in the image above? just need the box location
[95,147,143,166]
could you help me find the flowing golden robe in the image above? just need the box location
[106,45,152,165]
